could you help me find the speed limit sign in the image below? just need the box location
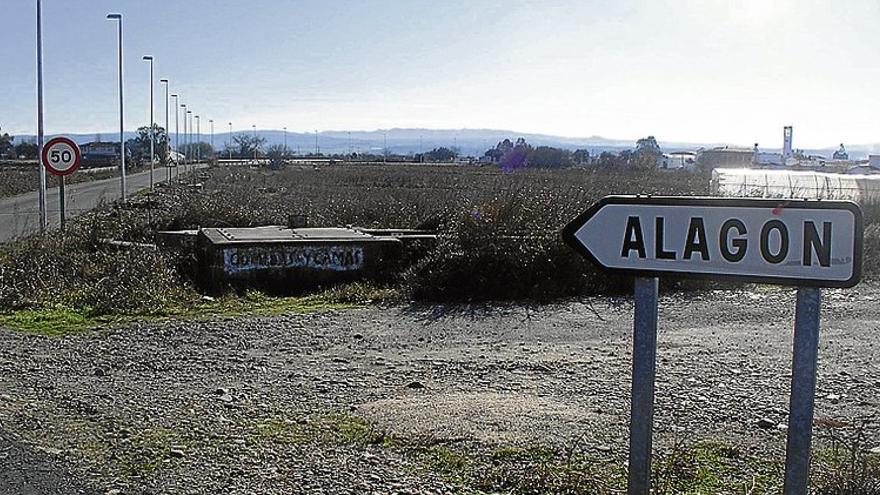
[42,137,82,176]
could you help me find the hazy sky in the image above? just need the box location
[2,0,878,148]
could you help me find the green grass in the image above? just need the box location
[0,306,105,336]
[0,291,358,337]
[254,418,309,444]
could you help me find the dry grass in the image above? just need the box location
[1,162,878,316]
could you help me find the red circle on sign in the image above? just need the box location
[41,137,82,177]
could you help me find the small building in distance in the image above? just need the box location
[661,151,697,171]
[80,141,121,167]
[847,155,880,174]
[696,146,754,169]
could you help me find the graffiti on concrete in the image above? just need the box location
[224,245,365,274]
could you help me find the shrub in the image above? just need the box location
[0,219,189,315]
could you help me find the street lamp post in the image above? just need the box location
[194,114,200,187]
[160,79,169,182]
[35,0,48,230]
[195,115,200,164]
[181,104,187,176]
[143,55,154,189]
[228,122,232,159]
[209,119,214,158]
[107,13,126,200]
[171,94,179,180]
[187,110,192,174]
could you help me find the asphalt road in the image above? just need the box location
[0,166,189,243]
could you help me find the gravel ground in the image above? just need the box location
[1,285,879,494]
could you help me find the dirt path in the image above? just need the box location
[0,285,878,493]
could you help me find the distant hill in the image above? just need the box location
[11,128,880,159]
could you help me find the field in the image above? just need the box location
[0,162,146,199]
[0,163,878,493]
[2,162,877,315]
[0,163,715,314]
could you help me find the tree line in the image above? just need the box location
[481,135,667,170]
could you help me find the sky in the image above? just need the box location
[1,0,879,148]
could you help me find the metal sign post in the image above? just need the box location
[783,287,821,494]
[628,277,659,493]
[58,176,65,231]
[563,196,863,495]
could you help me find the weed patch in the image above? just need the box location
[0,292,354,336]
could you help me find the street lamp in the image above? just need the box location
[107,12,126,199]
[171,94,179,179]
[187,110,192,174]
[143,55,154,189]
[160,79,169,181]
[36,0,48,230]
[181,103,187,173]
[209,119,214,157]
[228,122,232,159]
[195,115,200,164]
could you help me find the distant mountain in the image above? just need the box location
[11,128,880,159]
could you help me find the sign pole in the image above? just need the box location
[783,287,821,494]
[628,276,659,494]
[41,137,81,230]
[58,176,65,231]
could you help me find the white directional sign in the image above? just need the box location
[563,196,863,288]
